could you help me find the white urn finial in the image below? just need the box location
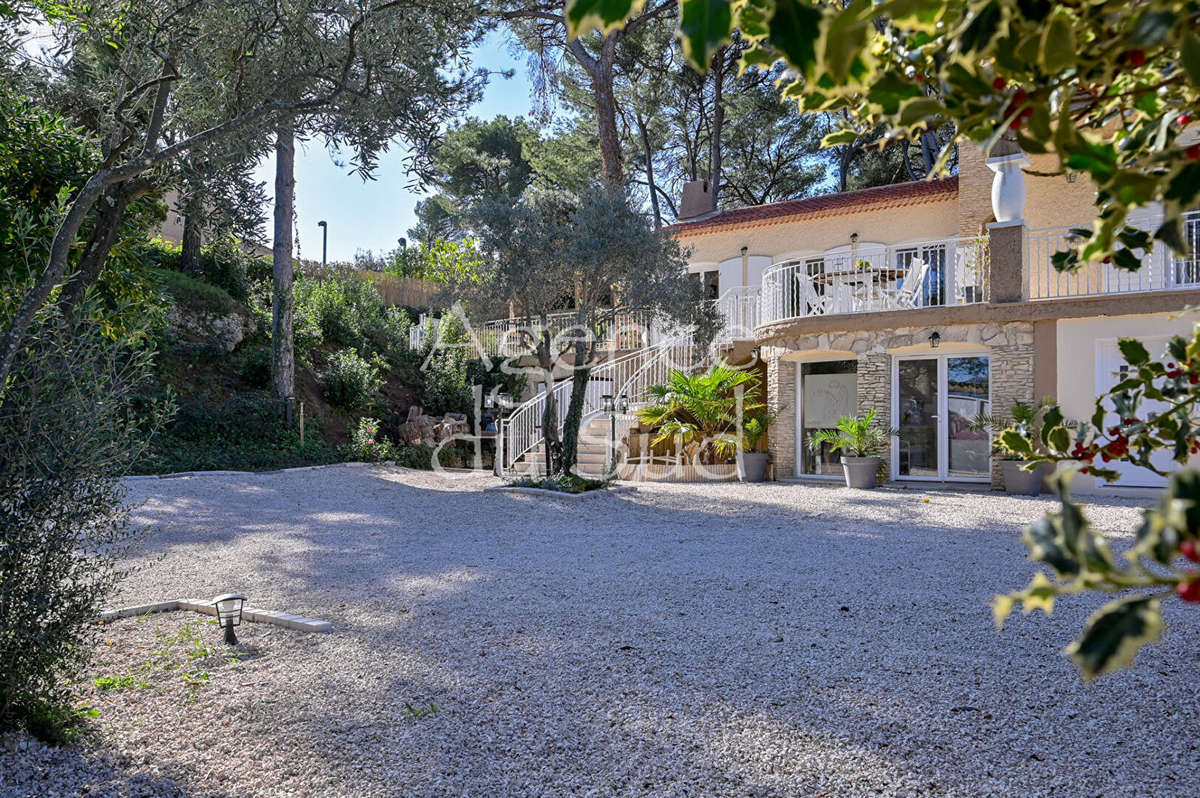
[985,151,1032,223]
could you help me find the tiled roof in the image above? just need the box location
[667,176,959,236]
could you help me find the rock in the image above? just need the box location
[166,305,251,352]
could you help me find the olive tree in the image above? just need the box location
[0,0,478,391]
[466,186,718,476]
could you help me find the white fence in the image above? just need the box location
[759,236,988,327]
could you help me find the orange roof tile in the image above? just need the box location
[667,176,959,236]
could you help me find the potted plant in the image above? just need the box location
[970,399,1051,495]
[638,360,763,470]
[737,414,772,482]
[807,408,895,489]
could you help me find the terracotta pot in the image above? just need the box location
[737,452,770,483]
[841,456,880,489]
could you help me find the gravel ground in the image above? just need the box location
[3,464,1199,797]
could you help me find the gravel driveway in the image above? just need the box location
[3,464,1198,797]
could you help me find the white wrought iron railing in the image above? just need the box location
[498,329,706,474]
[715,285,761,343]
[477,308,664,357]
[1025,209,1200,300]
[758,236,988,327]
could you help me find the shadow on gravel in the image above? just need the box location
[0,734,224,798]
[111,467,1193,796]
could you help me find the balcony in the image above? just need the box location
[1025,209,1200,301]
[758,236,989,327]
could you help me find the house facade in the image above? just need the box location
[670,142,1200,493]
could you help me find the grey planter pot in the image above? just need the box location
[1001,460,1046,495]
[841,456,880,489]
[737,452,770,483]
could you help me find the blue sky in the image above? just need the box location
[252,30,533,262]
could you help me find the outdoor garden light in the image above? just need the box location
[601,394,615,413]
[212,593,247,645]
[929,331,941,348]
[617,393,630,414]
[484,393,495,410]
[496,392,512,412]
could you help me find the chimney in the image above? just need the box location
[678,180,714,221]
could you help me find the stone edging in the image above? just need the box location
[97,599,332,633]
[484,485,639,500]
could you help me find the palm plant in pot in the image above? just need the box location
[970,399,1053,495]
[737,413,774,483]
[807,408,895,489]
[637,360,764,469]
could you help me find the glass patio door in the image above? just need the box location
[894,355,990,481]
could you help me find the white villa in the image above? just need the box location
[495,138,1200,494]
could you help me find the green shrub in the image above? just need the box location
[322,349,383,410]
[293,275,413,366]
[421,314,473,415]
[155,268,239,316]
[136,392,337,474]
[234,346,272,389]
[1,306,173,740]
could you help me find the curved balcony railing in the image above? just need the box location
[758,236,989,327]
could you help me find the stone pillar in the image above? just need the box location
[985,148,1031,305]
[990,325,1036,487]
[766,352,796,478]
[856,351,891,428]
[987,220,1027,303]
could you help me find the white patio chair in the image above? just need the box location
[889,259,929,309]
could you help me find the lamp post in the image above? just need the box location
[493,392,512,477]
[317,220,328,268]
[929,331,941,348]
[212,593,247,645]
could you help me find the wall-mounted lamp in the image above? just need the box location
[740,246,748,256]
[850,232,859,244]
[929,331,941,348]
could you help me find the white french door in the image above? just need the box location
[892,354,992,482]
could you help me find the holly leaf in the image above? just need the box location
[1118,338,1151,366]
[1182,32,1200,89]
[564,0,646,39]
[1065,596,1164,682]
[767,0,823,75]
[1038,8,1074,73]
[677,0,734,70]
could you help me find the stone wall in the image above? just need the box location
[767,321,1035,485]
[766,351,796,478]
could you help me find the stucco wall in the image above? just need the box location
[957,140,1098,236]
[678,197,960,269]
[1056,313,1195,422]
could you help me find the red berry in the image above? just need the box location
[1189,374,1197,384]
[1080,467,1090,474]
[1181,539,1200,563]
[1012,88,1027,106]
[1177,580,1200,602]
[1124,418,1137,424]
[1187,145,1200,162]
[1179,114,1192,127]
[1168,362,1176,368]
[1127,49,1147,67]
[1021,106,1034,119]
[992,77,1007,91]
